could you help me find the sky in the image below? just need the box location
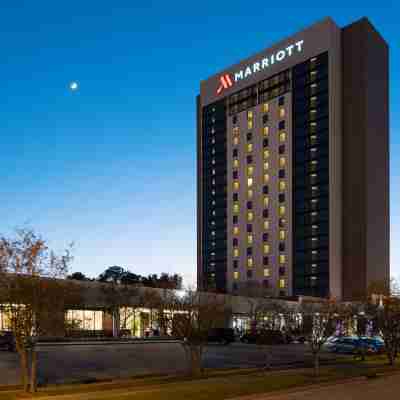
[1,1,399,287]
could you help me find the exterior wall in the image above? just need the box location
[341,18,390,300]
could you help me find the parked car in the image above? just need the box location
[328,337,380,355]
[207,328,235,345]
[0,331,16,352]
[240,330,288,345]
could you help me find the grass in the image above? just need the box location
[0,358,399,400]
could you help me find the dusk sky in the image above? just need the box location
[1,1,399,287]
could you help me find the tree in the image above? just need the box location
[98,266,125,283]
[300,300,341,376]
[0,228,74,393]
[161,289,231,377]
[67,271,91,281]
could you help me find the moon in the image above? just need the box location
[69,82,79,91]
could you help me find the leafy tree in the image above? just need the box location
[67,271,91,281]
[98,266,125,283]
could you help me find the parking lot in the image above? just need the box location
[0,342,344,385]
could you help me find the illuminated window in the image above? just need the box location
[247,143,253,152]
[279,230,286,240]
[262,103,269,113]
[263,161,269,170]
[247,211,254,222]
[233,158,239,168]
[247,234,253,245]
[233,181,239,191]
[247,166,254,176]
[233,248,239,258]
[264,220,269,230]
[279,157,286,167]
[264,268,270,277]
[248,120,253,129]
[247,177,253,187]
[263,174,270,183]
[233,226,239,235]
[234,271,239,280]
[233,127,239,136]
[279,108,285,118]
[233,136,239,146]
[247,258,253,268]
[233,203,240,214]
[263,244,270,254]
[66,310,103,331]
[247,189,253,199]
[279,279,286,289]
[263,197,269,208]
[263,126,269,136]
[279,181,286,191]
[279,132,286,142]
[279,254,286,264]
[247,110,253,120]
[279,205,286,216]
[263,149,270,159]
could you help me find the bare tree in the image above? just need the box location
[0,229,74,393]
[162,289,231,377]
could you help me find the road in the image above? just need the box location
[0,342,341,385]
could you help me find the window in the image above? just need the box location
[233,226,239,235]
[233,238,238,246]
[233,136,239,146]
[247,189,253,199]
[247,177,253,187]
[279,120,285,130]
[247,234,253,245]
[247,270,253,278]
[279,193,285,203]
[279,169,285,179]
[263,185,269,194]
[263,174,270,183]
[247,224,253,233]
[233,248,239,258]
[247,247,253,256]
[279,132,286,142]
[263,149,270,159]
[263,256,269,265]
[247,132,252,141]
[233,215,238,224]
[247,201,253,210]
[262,114,269,124]
[279,267,285,276]
[263,126,269,137]
[233,181,239,191]
[233,158,239,168]
[279,205,286,216]
[247,166,254,176]
[278,96,285,106]
[232,115,238,125]
[262,103,269,112]
[263,244,270,254]
[279,279,286,289]
[279,242,285,252]
[279,254,286,264]
[66,310,103,331]
[233,126,239,135]
[263,209,269,218]
[279,108,285,118]
[262,232,269,242]
[279,145,285,154]
[263,138,269,147]
[247,143,253,153]
[263,220,269,230]
[263,161,269,170]
[247,258,253,268]
[264,268,270,277]
[233,170,238,179]
[247,211,254,221]
[234,271,239,280]
[233,148,238,157]
[247,155,253,164]
[233,203,239,214]
[233,260,238,269]
[247,110,253,120]
[263,196,269,208]
[233,193,238,201]
[279,230,286,240]
[279,157,286,167]
[279,181,286,191]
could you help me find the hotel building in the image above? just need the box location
[197,17,389,300]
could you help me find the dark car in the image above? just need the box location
[240,330,288,345]
[207,328,235,345]
[0,331,16,352]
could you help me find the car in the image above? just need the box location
[240,330,288,345]
[207,328,235,345]
[329,337,379,355]
[0,331,16,352]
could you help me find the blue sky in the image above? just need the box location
[1,1,399,286]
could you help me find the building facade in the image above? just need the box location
[197,17,389,300]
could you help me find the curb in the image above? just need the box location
[37,339,182,347]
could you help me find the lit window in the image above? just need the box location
[264,268,270,277]
[263,197,269,208]
[233,203,240,214]
[233,248,239,258]
[234,271,239,280]
[247,110,253,120]
[233,127,239,135]
[263,103,269,113]
[263,244,270,254]
[263,149,270,159]
[263,126,269,136]
[233,158,239,168]
[247,211,254,222]
[247,189,253,199]
[279,279,286,288]
[279,108,285,118]
[279,132,286,142]
[264,220,269,230]
[247,143,253,152]
[247,178,253,187]
[233,181,239,191]
[264,161,269,170]
[263,174,270,183]
[248,120,253,129]
[233,226,239,235]
[279,181,286,191]
[247,258,253,268]
[279,157,286,167]
[233,136,239,146]
[279,230,286,240]
[247,234,253,245]
[247,166,254,176]
[279,205,286,216]
[279,254,286,264]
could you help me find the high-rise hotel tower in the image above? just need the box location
[197,17,389,300]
